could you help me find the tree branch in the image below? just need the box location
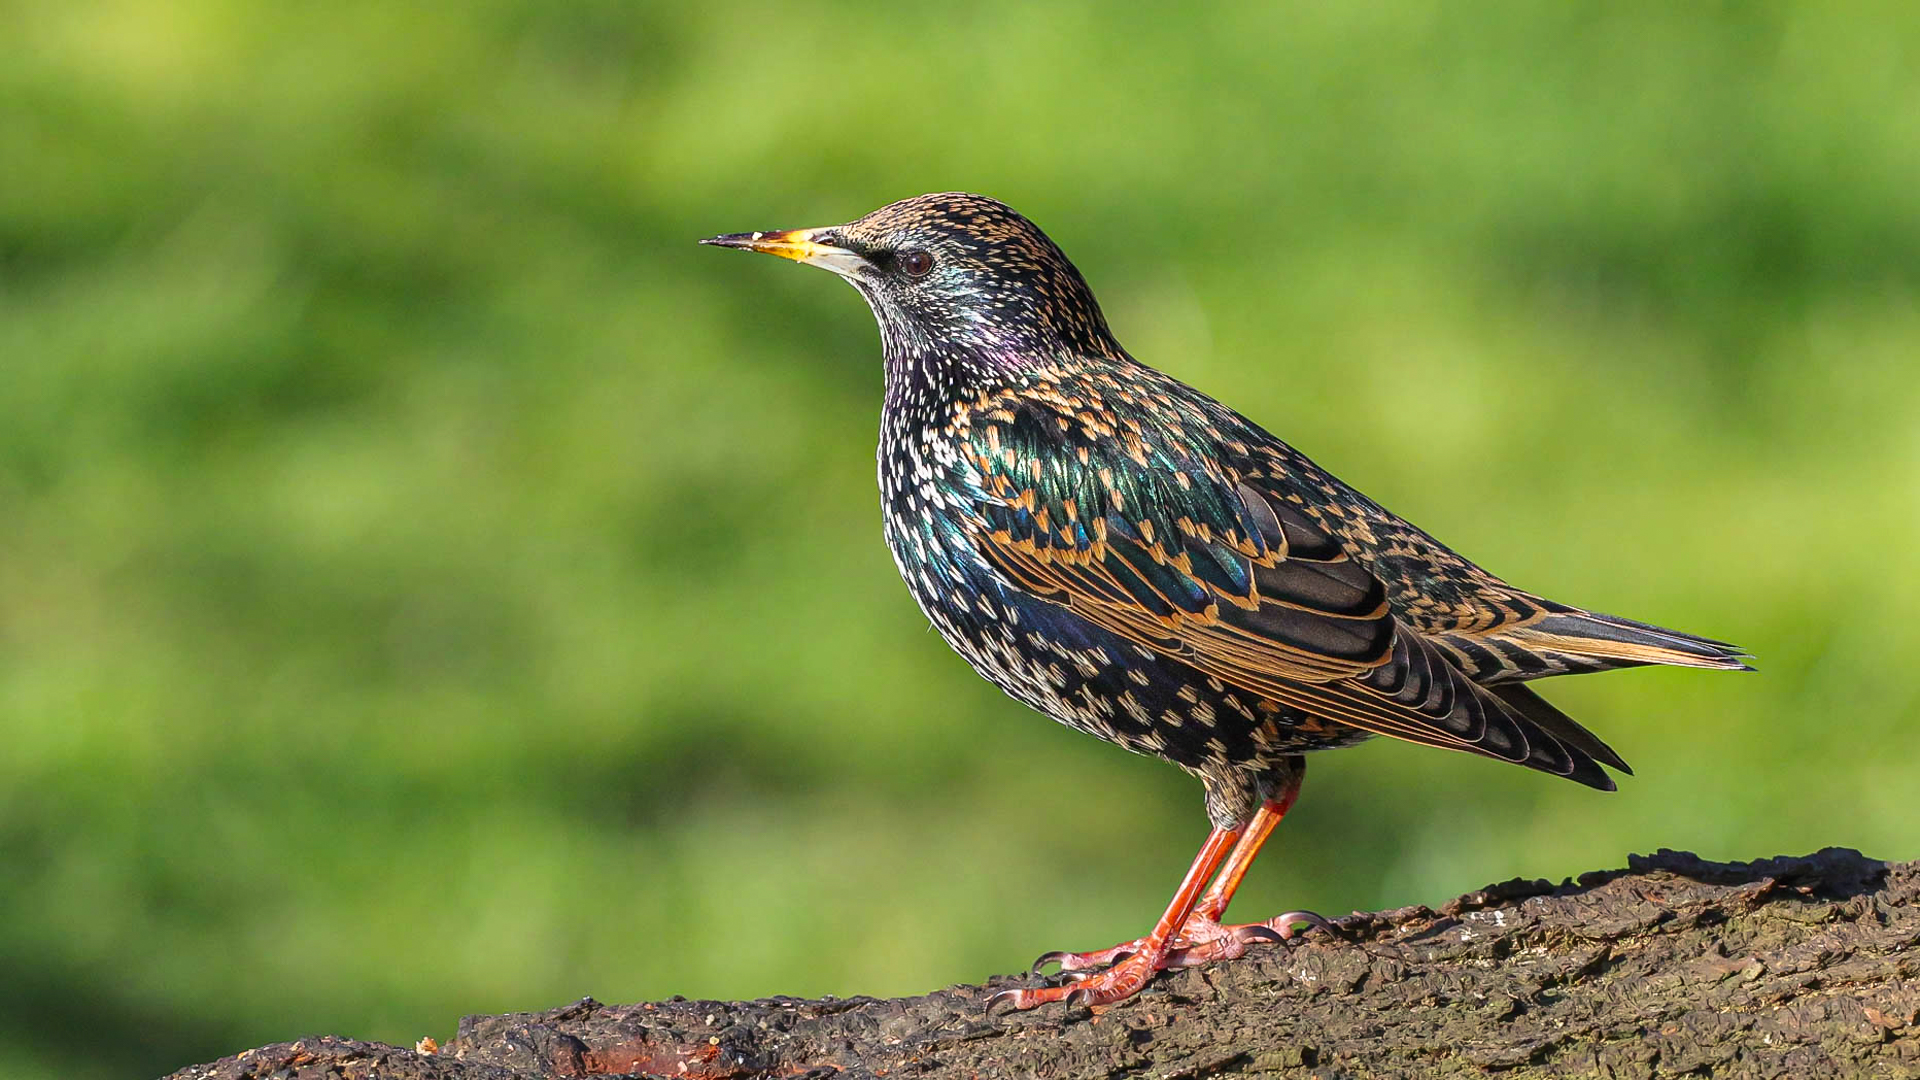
[165,849,1920,1079]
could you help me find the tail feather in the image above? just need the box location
[1495,609,1752,675]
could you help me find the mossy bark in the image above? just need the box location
[164,849,1920,1079]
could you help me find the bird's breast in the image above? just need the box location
[876,417,996,601]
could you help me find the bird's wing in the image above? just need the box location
[1230,440,1746,684]
[957,399,1607,784]
[1231,439,1552,637]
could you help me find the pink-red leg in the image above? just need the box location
[1161,776,1333,968]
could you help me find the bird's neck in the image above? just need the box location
[880,339,1034,426]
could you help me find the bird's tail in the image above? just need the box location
[1494,608,1753,675]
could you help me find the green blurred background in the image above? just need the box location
[5,2,1918,1076]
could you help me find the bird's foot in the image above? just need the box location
[1162,909,1334,967]
[989,948,1163,1011]
[1030,908,1333,976]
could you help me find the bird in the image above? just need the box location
[701,193,1747,1011]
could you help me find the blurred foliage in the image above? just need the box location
[3,1,1919,1077]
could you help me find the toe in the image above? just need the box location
[1031,939,1147,973]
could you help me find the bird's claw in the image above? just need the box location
[1030,950,1069,974]
[983,988,1021,1015]
[1271,910,1338,939]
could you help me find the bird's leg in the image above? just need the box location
[1160,775,1334,969]
[991,825,1240,1010]
[1034,764,1331,976]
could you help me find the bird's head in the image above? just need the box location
[703,192,1116,364]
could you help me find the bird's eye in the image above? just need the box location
[899,249,934,278]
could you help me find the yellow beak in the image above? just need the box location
[700,227,867,276]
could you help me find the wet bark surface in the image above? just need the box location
[165,849,1920,1079]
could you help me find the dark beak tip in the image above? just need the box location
[700,232,766,250]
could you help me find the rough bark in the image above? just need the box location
[165,849,1920,1079]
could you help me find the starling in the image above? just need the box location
[702,193,1746,1010]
